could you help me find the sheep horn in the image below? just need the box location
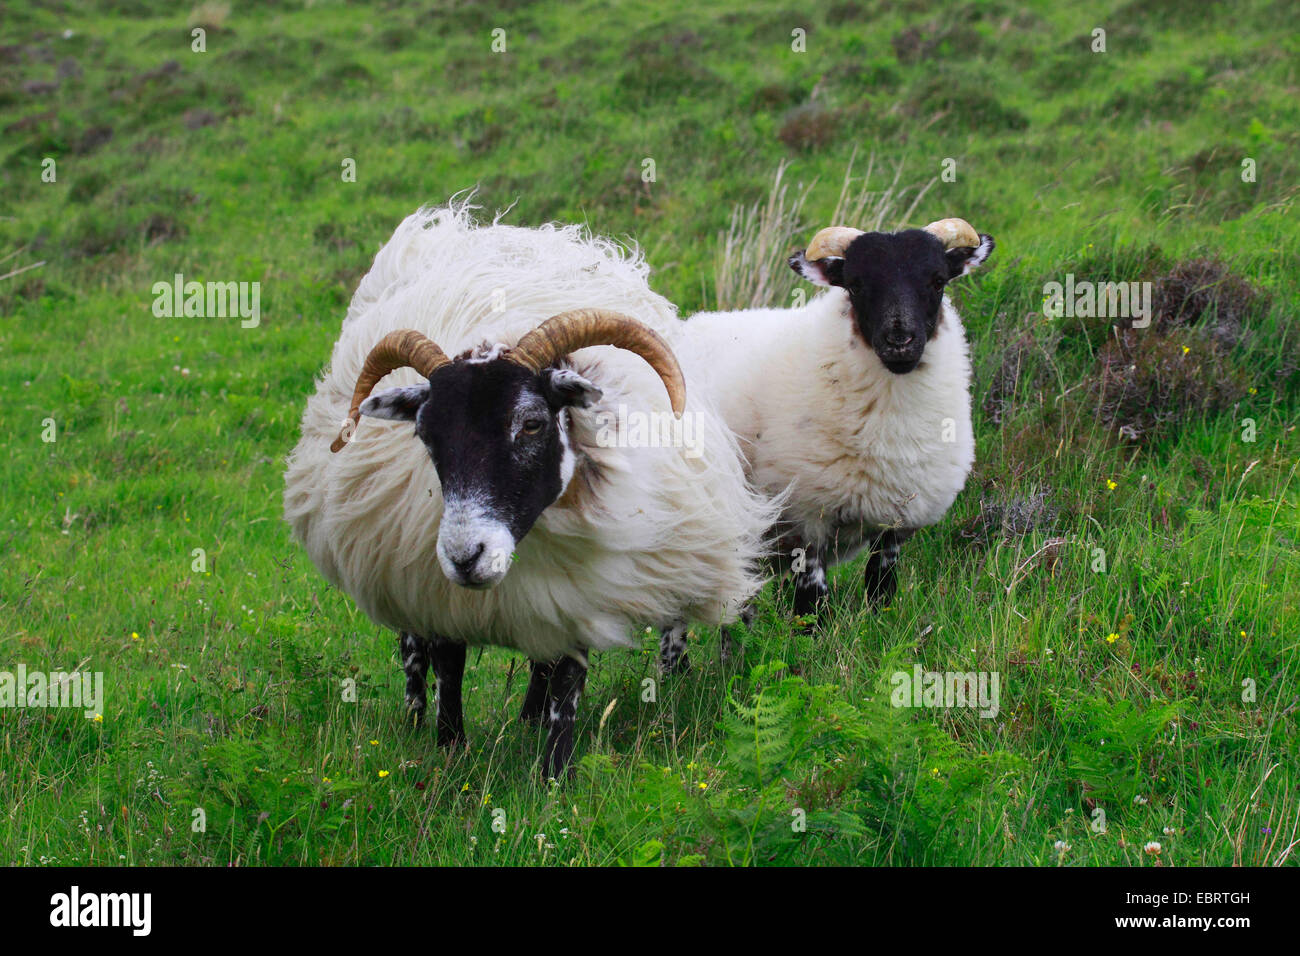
[330,329,451,452]
[507,308,687,418]
[803,226,866,261]
[923,218,980,250]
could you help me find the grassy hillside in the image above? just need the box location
[1,0,1296,865]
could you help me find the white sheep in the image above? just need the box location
[283,203,779,775]
[658,218,993,667]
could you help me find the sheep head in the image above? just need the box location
[790,218,995,374]
[331,310,686,590]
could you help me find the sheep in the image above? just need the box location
[283,204,779,776]
[657,218,994,668]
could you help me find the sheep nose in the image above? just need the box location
[884,329,915,348]
[449,542,486,575]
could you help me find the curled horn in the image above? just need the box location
[923,218,980,250]
[507,308,686,418]
[803,226,866,261]
[330,329,450,452]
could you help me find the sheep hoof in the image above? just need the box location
[542,742,576,782]
[436,724,465,748]
[658,623,691,674]
[791,592,828,629]
[404,697,427,726]
[661,649,691,675]
[864,573,897,609]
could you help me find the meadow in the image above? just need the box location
[1,0,1297,866]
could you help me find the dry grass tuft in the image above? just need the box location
[712,152,935,311]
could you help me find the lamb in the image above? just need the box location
[658,218,993,669]
[283,204,778,776]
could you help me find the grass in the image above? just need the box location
[0,0,1296,866]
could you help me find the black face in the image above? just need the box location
[359,357,599,588]
[420,361,569,542]
[790,228,994,374]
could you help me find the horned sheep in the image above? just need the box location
[284,204,780,776]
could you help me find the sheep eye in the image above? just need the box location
[932,275,946,292]
[520,418,546,436]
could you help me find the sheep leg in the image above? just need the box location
[519,660,554,724]
[791,549,829,620]
[428,635,466,746]
[658,622,690,674]
[541,653,588,780]
[863,530,901,608]
[400,631,432,721]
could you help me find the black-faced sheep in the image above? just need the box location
[285,205,779,775]
[658,218,993,669]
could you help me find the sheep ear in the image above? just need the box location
[945,234,995,279]
[359,384,429,421]
[789,251,845,288]
[543,368,603,408]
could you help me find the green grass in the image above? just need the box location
[1,0,1296,866]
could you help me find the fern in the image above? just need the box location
[1047,688,1182,804]
[590,661,1026,865]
